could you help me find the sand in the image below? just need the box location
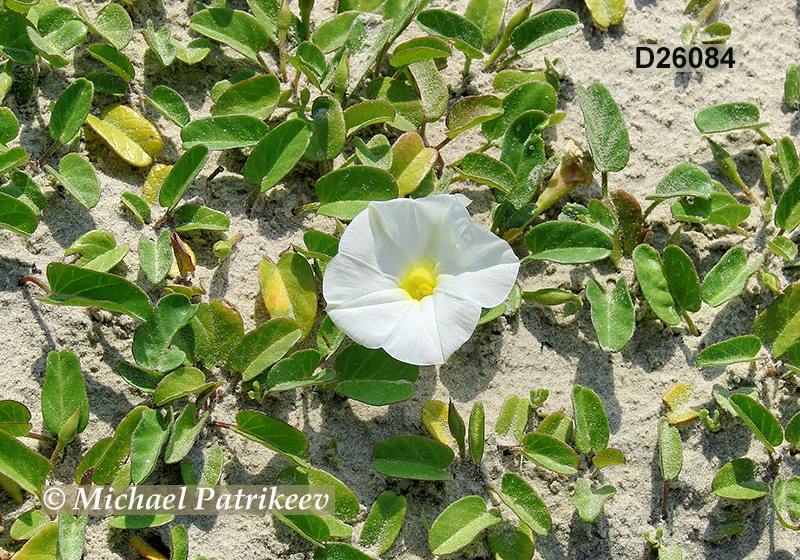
[2,0,800,558]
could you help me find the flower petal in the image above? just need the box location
[381,290,481,366]
[323,253,398,305]
[326,287,414,349]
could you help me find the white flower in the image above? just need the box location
[322,194,520,366]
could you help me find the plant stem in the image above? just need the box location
[26,432,57,446]
[682,311,700,336]
[662,481,668,518]
[434,136,451,151]
[756,128,775,145]
[38,141,60,167]
[491,201,510,233]
[462,57,472,78]
[601,171,609,198]
[643,201,660,220]
[496,53,521,72]
[256,52,271,74]
[18,276,51,293]
[211,420,234,429]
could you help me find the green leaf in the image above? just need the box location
[663,245,701,313]
[469,402,485,465]
[695,103,767,134]
[181,115,269,150]
[572,385,609,454]
[169,525,189,560]
[483,81,558,140]
[632,245,681,325]
[89,3,132,50]
[0,429,52,497]
[446,95,503,139]
[45,154,99,209]
[769,237,798,262]
[49,78,93,145]
[108,515,174,529]
[772,476,800,530]
[42,262,152,322]
[699,22,730,43]
[753,280,800,355]
[658,417,682,481]
[510,9,581,54]
[316,165,398,220]
[130,408,169,484]
[729,394,783,452]
[775,173,800,232]
[0,190,38,236]
[174,299,245,370]
[526,221,613,263]
[264,349,328,392]
[190,8,271,62]
[702,246,761,308]
[576,82,629,173]
[429,496,501,555]
[10,509,49,540]
[373,435,454,480]
[315,543,377,560]
[146,86,190,128]
[2,171,46,215]
[0,400,32,437]
[85,105,163,167]
[586,277,634,353]
[447,400,466,458]
[696,335,762,366]
[343,100,395,137]
[87,71,127,95]
[212,75,280,119]
[786,64,800,111]
[289,42,327,90]
[87,43,134,82]
[390,36,451,67]
[67,231,116,265]
[92,406,146,484]
[274,513,329,547]
[180,442,223,486]
[572,479,615,522]
[495,394,530,445]
[361,491,406,554]
[121,192,151,224]
[164,403,209,464]
[153,367,210,406]
[465,0,507,48]
[407,59,447,123]
[496,472,552,535]
[42,349,88,436]
[592,448,626,470]
[158,145,210,211]
[277,465,359,523]
[0,147,29,177]
[139,231,173,285]
[0,11,37,64]
[233,410,309,466]
[314,11,361,53]
[228,318,302,382]
[133,294,197,373]
[684,0,718,21]
[173,204,230,232]
[12,523,59,559]
[116,361,162,393]
[365,77,424,131]
[416,9,484,59]
[488,523,535,560]
[712,458,769,499]
[498,111,547,209]
[305,96,346,161]
[536,412,574,443]
[786,411,800,450]
[493,70,558,94]
[174,38,213,65]
[647,162,715,202]
[145,20,176,66]
[333,345,419,405]
[258,253,316,340]
[244,119,312,191]
[317,315,345,358]
[520,432,579,475]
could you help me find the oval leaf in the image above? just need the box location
[520,432,579,475]
[45,154,99,209]
[373,435,454,480]
[696,335,762,366]
[510,9,581,55]
[712,458,769,499]
[428,496,501,555]
[497,472,552,535]
[729,394,783,452]
[234,410,309,466]
[526,221,613,263]
[213,74,280,119]
[181,115,269,150]
[49,78,93,145]
[190,9,271,62]
[695,102,766,134]
[632,245,681,326]
[663,245,701,313]
[334,345,419,405]
[572,385,609,455]
[316,165,398,219]
[576,82,629,173]
[586,277,634,353]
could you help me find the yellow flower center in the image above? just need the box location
[400,264,438,301]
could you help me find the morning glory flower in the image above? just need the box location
[322,194,520,366]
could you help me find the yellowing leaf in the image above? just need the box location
[86,104,163,167]
[259,253,317,340]
[663,383,699,425]
[389,131,437,197]
[422,400,455,445]
[142,163,173,204]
